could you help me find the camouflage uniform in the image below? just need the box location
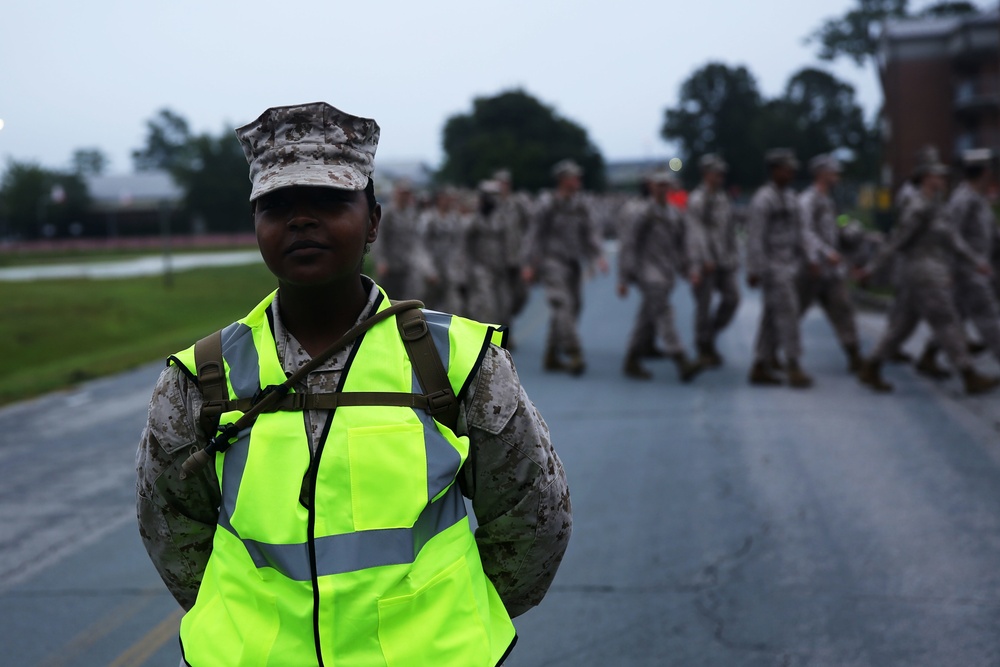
[618,194,700,380]
[865,192,981,370]
[494,190,534,318]
[796,185,860,353]
[686,184,740,353]
[746,181,814,366]
[374,202,433,301]
[948,181,1000,360]
[465,197,515,325]
[525,191,604,366]
[418,203,466,313]
[136,282,571,618]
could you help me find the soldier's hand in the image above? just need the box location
[827,251,842,266]
[616,282,628,298]
[689,271,701,287]
[808,262,822,278]
[747,274,760,289]
[376,262,388,278]
[522,266,536,284]
[977,262,994,277]
[851,266,871,285]
[596,257,609,274]
[704,262,716,274]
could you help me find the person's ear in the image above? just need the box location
[367,203,381,243]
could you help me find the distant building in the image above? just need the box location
[84,171,184,236]
[878,8,999,189]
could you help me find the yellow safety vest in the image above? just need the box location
[171,290,516,666]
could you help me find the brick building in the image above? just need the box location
[878,8,999,190]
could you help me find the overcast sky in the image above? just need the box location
[0,0,967,175]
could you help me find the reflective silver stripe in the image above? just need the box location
[224,483,468,581]
[423,310,453,373]
[220,322,260,399]
[217,427,252,534]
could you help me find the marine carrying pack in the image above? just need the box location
[180,300,460,478]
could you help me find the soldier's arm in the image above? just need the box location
[745,195,767,278]
[864,202,929,275]
[683,194,708,268]
[136,365,221,611]
[459,346,571,618]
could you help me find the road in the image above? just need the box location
[3,264,1000,666]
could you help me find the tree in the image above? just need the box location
[132,110,250,232]
[661,63,765,188]
[438,89,606,192]
[172,130,251,233]
[71,148,109,176]
[808,0,909,66]
[0,160,89,239]
[918,1,978,17]
[132,108,193,172]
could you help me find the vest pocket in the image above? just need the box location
[377,556,491,665]
[347,423,427,531]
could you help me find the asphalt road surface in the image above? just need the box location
[3,265,1000,667]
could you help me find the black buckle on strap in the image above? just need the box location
[400,316,428,341]
[424,389,454,415]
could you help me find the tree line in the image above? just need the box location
[0,0,981,239]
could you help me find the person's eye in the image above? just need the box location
[257,195,288,213]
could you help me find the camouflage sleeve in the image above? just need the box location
[460,345,571,618]
[136,365,220,611]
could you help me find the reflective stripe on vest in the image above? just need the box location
[172,290,514,666]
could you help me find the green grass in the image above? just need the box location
[0,263,278,405]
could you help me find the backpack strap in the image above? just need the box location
[193,329,227,440]
[395,307,460,433]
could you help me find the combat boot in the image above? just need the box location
[565,349,587,377]
[785,360,814,389]
[543,347,566,372]
[748,360,782,386]
[915,345,950,380]
[673,353,703,383]
[858,360,893,393]
[844,343,864,374]
[697,340,723,368]
[623,353,652,380]
[962,367,1000,395]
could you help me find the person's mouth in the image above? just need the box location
[285,239,329,255]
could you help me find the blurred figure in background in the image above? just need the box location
[686,153,740,368]
[524,159,608,375]
[465,180,514,325]
[797,154,863,374]
[617,170,702,382]
[856,153,999,395]
[374,179,435,301]
[419,186,466,313]
[746,149,817,389]
[493,169,534,325]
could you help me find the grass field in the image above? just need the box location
[1,262,278,405]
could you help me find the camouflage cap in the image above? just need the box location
[552,159,583,178]
[492,169,512,182]
[699,154,728,173]
[765,148,800,170]
[235,102,379,201]
[961,148,995,167]
[808,154,842,175]
[648,170,679,186]
[478,179,503,194]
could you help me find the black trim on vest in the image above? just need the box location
[168,355,200,388]
[265,302,276,340]
[497,634,518,666]
[458,327,498,402]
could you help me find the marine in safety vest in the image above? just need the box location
[136,102,572,667]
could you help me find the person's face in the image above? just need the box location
[819,168,841,188]
[650,181,670,204]
[924,172,946,195]
[559,173,582,194]
[498,179,512,196]
[771,164,795,187]
[254,185,379,287]
[703,169,724,189]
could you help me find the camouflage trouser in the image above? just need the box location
[955,270,1000,361]
[627,279,683,357]
[466,264,511,325]
[753,267,802,362]
[798,272,859,348]
[872,261,970,369]
[540,258,583,354]
[693,267,740,347]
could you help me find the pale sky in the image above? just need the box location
[0,0,961,175]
